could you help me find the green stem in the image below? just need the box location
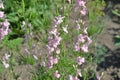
[22,0,25,14]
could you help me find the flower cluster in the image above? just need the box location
[74,32,92,53]
[53,70,61,78]
[74,1,92,53]
[76,56,85,65]
[74,0,87,16]
[2,53,11,68]
[69,75,79,80]
[0,2,10,40]
[72,1,92,79]
[47,15,64,78]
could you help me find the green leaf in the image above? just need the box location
[112,9,120,17]
[114,35,120,46]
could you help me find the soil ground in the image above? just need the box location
[97,1,120,79]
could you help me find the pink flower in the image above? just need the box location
[53,57,59,64]
[0,30,3,39]
[76,0,86,6]
[77,69,82,77]
[0,3,4,9]
[54,15,65,25]
[56,48,60,54]
[80,8,87,16]
[81,44,88,52]
[76,56,85,65]
[2,20,10,27]
[50,28,58,36]
[77,34,86,43]
[25,48,30,54]
[54,70,60,78]
[76,23,80,30]
[47,56,54,69]
[2,61,9,68]
[78,0,86,7]
[87,36,92,45]
[33,54,38,60]
[21,21,26,27]
[74,43,80,51]
[47,45,54,53]
[83,28,88,34]
[62,25,68,33]
[69,75,79,80]
[0,11,4,18]
[2,54,11,68]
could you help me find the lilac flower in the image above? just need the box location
[0,2,4,9]
[76,23,80,30]
[77,34,86,43]
[77,69,82,77]
[2,54,11,68]
[81,44,88,52]
[33,54,38,60]
[80,8,87,16]
[47,45,55,53]
[54,70,60,78]
[76,0,86,7]
[87,36,92,45]
[75,0,87,16]
[21,21,26,27]
[47,56,54,69]
[69,75,79,80]
[53,57,59,64]
[3,54,11,60]
[0,3,10,40]
[0,11,4,18]
[25,48,30,55]
[83,28,88,34]
[62,25,68,33]
[74,33,92,52]
[76,56,85,65]
[40,61,46,67]
[47,15,63,70]
[2,61,9,68]
[54,15,65,25]
[74,43,80,51]
[0,29,4,39]
[56,48,60,54]
[49,28,58,36]
[47,56,60,68]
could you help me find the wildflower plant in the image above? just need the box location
[36,0,93,80]
[0,1,10,40]
[0,0,106,80]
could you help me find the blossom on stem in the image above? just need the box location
[74,43,80,51]
[56,48,60,54]
[54,15,65,25]
[76,56,85,65]
[0,2,4,9]
[81,44,88,52]
[75,0,87,16]
[69,75,79,80]
[80,7,87,16]
[62,25,68,33]
[77,69,82,77]
[54,70,60,78]
[2,54,11,68]
[0,11,4,18]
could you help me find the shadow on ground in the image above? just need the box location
[104,0,120,24]
[98,48,120,69]
[96,47,120,80]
